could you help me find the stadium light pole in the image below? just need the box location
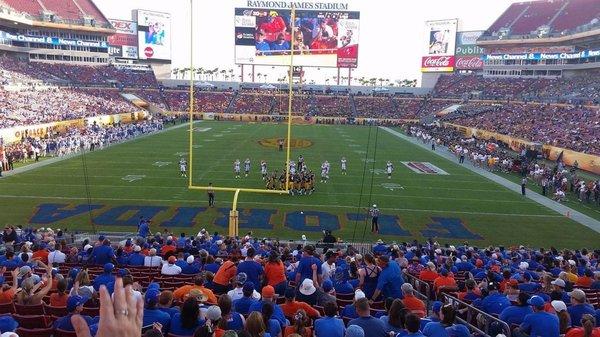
[284,5,296,192]
[188,0,194,188]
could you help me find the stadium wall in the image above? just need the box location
[445,122,600,175]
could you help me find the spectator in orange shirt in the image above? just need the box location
[0,268,19,304]
[173,274,218,304]
[419,262,439,282]
[433,269,457,293]
[576,269,594,288]
[284,309,313,337]
[265,251,287,296]
[213,257,238,294]
[160,239,176,258]
[32,244,49,264]
[401,283,426,318]
[280,287,320,319]
[50,278,69,307]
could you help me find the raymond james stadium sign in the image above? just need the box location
[245,1,349,9]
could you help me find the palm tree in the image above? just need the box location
[172,67,180,79]
[220,69,227,80]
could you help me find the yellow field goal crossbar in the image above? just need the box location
[186,1,297,236]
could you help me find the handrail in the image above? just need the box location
[402,270,432,302]
[441,293,512,337]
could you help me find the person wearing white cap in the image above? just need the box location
[340,289,366,319]
[181,255,200,274]
[296,278,319,306]
[550,300,570,335]
[128,245,145,266]
[368,204,380,234]
[144,248,163,267]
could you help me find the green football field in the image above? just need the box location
[1,120,599,248]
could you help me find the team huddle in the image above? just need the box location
[178,155,397,190]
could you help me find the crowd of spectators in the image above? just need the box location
[433,73,600,104]
[0,225,597,337]
[163,91,234,113]
[0,119,165,172]
[445,102,600,156]
[0,87,137,128]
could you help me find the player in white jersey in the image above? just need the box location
[179,158,187,178]
[321,161,330,183]
[386,161,394,179]
[289,161,297,175]
[234,159,241,178]
[244,158,251,177]
[341,157,347,175]
[260,160,268,180]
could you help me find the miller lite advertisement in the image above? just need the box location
[108,19,138,59]
[421,19,457,72]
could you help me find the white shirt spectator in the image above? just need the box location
[227,286,261,301]
[144,255,162,267]
[48,250,66,264]
[321,261,335,281]
[161,262,182,275]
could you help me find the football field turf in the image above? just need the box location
[1,121,599,248]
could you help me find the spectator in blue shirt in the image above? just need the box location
[181,255,200,274]
[53,295,95,331]
[237,247,264,291]
[341,289,366,319]
[567,289,596,327]
[157,290,180,318]
[255,32,271,54]
[295,245,322,286]
[127,245,145,266]
[404,313,426,337]
[333,265,355,294]
[371,255,403,301]
[473,282,511,315]
[516,295,559,337]
[143,286,171,334]
[92,239,115,265]
[348,298,388,337]
[499,292,533,326]
[248,285,286,328]
[315,301,345,337]
[233,282,258,315]
[423,305,470,337]
[270,34,290,52]
[92,263,116,292]
[169,297,205,336]
[138,220,149,238]
[518,273,541,293]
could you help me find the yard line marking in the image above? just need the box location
[0,194,562,218]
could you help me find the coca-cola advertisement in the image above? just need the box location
[455,56,483,70]
[421,55,455,72]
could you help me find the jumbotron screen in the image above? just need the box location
[234,8,360,68]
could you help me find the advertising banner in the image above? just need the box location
[455,30,484,56]
[108,19,138,59]
[455,55,483,70]
[234,5,360,68]
[421,19,458,72]
[421,55,455,72]
[136,10,171,60]
[0,31,107,48]
[481,48,600,61]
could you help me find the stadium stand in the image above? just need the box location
[2,0,109,24]
[0,227,597,337]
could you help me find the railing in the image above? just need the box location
[441,293,512,337]
[403,270,432,301]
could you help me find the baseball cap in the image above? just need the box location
[67,295,89,312]
[206,305,221,321]
[527,295,545,308]
[568,289,586,302]
[145,288,160,305]
[84,244,93,251]
[98,235,105,241]
[261,285,275,299]
[354,289,366,301]
[118,269,130,277]
[0,316,18,333]
[236,272,248,285]
[134,245,141,252]
[303,245,315,253]
[18,265,32,277]
[299,279,316,296]
[432,301,443,313]
[104,263,114,273]
[551,279,566,288]
[186,256,195,264]
[551,300,567,312]
[346,325,365,337]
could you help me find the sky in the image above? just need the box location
[93,0,521,84]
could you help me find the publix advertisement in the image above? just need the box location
[454,31,484,70]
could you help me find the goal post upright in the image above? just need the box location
[187,4,296,237]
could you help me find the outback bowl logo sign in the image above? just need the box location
[144,46,154,58]
[455,56,483,70]
[421,56,455,72]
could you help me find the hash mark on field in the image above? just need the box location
[153,161,171,167]
[203,139,215,142]
[369,168,386,175]
[360,158,375,163]
[349,144,361,148]
[354,150,367,155]
[121,175,145,182]
[194,127,212,132]
[381,183,404,191]
[174,152,188,156]
[213,134,223,137]
[193,145,203,148]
